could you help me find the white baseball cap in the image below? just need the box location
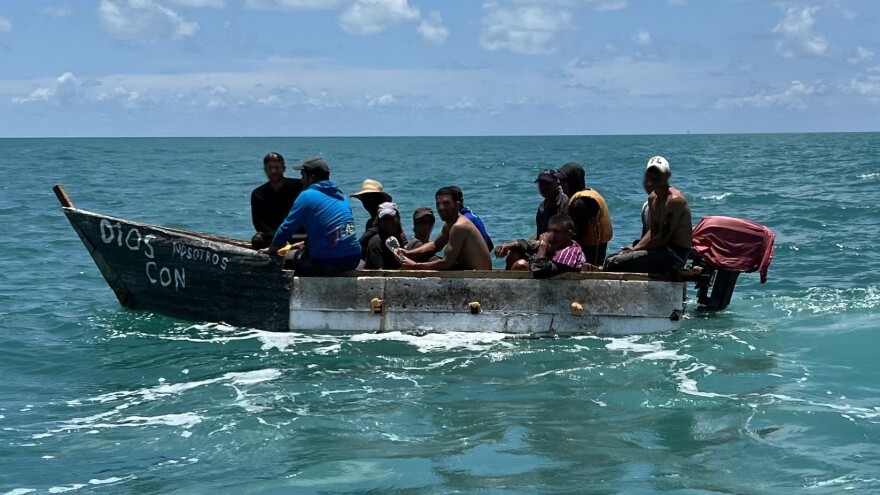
[646,156,670,174]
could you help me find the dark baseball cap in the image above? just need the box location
[413,207,435,221]
[293,156,330,173]
[535,169,561,183]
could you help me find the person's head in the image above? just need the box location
[535,169,561,199]
[547,214,575,248]
[435,186,464,222]
[412,207,435,240]
[557,162,586,196]
[294,156,331,187]
[263,152,286,183]
[377,202,400,236]
[351,179,392,216]
[644,156,671,192]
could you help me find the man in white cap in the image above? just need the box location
[604,156,693,274]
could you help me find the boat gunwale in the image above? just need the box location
[64,206,697,283]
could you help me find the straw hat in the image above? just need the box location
[351,179,392,202]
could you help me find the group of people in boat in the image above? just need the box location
[249,152,693,277]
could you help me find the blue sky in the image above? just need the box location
[0,0,878,136]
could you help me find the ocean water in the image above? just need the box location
[0,134,878,494]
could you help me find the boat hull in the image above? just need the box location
[62,206,686,335]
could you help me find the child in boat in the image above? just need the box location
[507,214,586,278]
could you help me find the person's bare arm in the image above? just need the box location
[402,223,449,257]
[406,224,465,270]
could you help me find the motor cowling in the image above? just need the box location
[689,216,776,310]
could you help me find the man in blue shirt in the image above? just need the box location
[263,157,361,276]
[449,185,494,251]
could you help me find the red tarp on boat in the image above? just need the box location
[692,216,776,283]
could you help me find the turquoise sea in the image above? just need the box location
[1,134,879,494]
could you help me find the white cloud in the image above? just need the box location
[714,80,821,110]
[366,93,395,107]
[634,29,651,45]
[847,46,874,64]
[417,11,448,45]
[0,14,12,33]
[42,6,73,17]
[338,0,420,35]
[12,72,81,105]
[480,6,573,55]
[588,0,627,11]
[244,0,344,9]
[445,96,477,110]
[773,6,828,58]
[98,86,141,108]
[850,67,880,97]
[98,0,199,41]
[169,0,225,7]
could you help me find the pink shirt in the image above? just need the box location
[552,241,587,269]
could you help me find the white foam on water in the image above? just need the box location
[4,489,36,495]
[807,475,880,489]
[47,485,86,494]
[228,369,283,385]
[118,413,203,428]
[673,362,735,399]
[42,455,55,459]
[88,476,134,485]
[702,192,733,201]
[637,350,689,362]
[771,286,880,316]
[31,432,52,439]
[314,343,342,355]
[351,331,513,353]
[858,172,880,180]
[604,336,662,354]
[72,368,282,407]
[58,411,203,432]
[256,331,341,351]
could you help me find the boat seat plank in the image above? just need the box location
[346,268,701,283]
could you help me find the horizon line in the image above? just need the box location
[1,130,878,139]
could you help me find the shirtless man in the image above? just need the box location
[398,186,492,271]
[604,156,693,274]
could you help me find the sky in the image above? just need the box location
[0,0,878,137]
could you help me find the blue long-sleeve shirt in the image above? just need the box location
[271,180,361,261]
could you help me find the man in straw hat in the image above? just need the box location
[350,178,407,255]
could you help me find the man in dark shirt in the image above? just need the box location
[250,152,304,249]
[494,169,568,269]
[362,202,406,270]
[534,169,569,236]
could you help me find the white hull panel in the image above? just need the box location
[289,275,686,336]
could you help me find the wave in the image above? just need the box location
[701,192,734,201]
[769,286,880,316]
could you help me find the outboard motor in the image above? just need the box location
[689,216,775,311]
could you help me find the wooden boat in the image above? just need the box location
[55,185,691,336]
